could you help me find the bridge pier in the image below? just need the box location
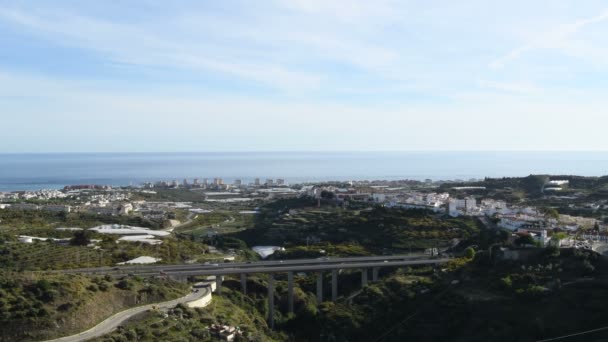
[331,269,338,301]
[288,271,294,313]
[316,272,323,305]
[216,275,223,295]
[268,274,275,329]
[361,268,368,287]
[240,273,247,295]
[372,267,379,282]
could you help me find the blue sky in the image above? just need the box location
[1,0,608,152]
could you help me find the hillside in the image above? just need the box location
[0,272,189,341]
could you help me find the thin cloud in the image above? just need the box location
[490,9,608,69]
[0,7,323,92]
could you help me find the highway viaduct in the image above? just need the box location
[65,255,451,329]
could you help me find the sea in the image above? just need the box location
[0,151,607,192]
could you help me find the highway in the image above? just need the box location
[64,253,437,276]
[46,255,451,338]
[41,287,209,342]
[123,258,451,277]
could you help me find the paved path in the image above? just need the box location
[162,212,196,232]
[42,288,208,342]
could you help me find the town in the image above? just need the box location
[2,176,606,254]
[3,175,608,341]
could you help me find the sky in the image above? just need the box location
[1,0,608,152]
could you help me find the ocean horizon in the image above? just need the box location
[1,151,608,192]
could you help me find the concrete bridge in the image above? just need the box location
[65,255,451,328]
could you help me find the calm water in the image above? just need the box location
[0,151,607,191]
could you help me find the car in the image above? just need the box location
[211,263,219,267]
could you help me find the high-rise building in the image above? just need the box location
[276,178,285,185]
[254,178,260,186]
[183,178,189,186]
[234,179,242,186]
[203,178,208,186]
[465,198,477,211]
[193,178,200,185]
[266,179,274,186]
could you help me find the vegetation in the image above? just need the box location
[5,184,608,341]
[0,272,189,341]
[93,289,286,342]
[0,210,169,230]
[131,188,206,203]
[0,236,210,270]
[228,202,482,256]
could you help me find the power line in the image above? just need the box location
[537,325,608,342]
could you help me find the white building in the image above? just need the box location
[119,203,133,215]
[465,198,477,211]
[372,193,386,202]
[43,205,71,213]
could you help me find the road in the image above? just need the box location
[64,254,437,276]
[134,258,451,277]
[63,256,451,279]
[162,212,196,232]
[42,287,209,342]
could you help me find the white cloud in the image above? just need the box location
[477,80,540,95]
[490,9,608,68]
[2,69,608,152]
[2,2,608,152]
[0,7,323,91]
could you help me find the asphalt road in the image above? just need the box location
[65,254,435,276]
[117,258,452,277]
[42,288,209,342]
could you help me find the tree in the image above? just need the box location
[321,191,335,200]
[540,207,559,220]
[464,247,476,259]
[515,234,536,247]
[496,229,511,245]
[523,175,549,195]
[70,230,92,246]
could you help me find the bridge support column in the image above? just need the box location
[268,274,274,329]
[216,276,223,295]
[372,267,379,282]
[361,269,368,287]
[316,272,323,305]
[240,273,247,295]
[288,271,294,314]
[332,269,338,301]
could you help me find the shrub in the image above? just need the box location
[98,282,109,291]
[116,280,133,290]
[464,247,476,259]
